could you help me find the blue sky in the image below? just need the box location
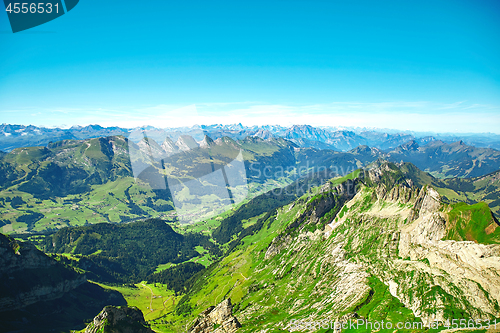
[0,0,499,132]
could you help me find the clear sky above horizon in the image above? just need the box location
[1,0,499,133]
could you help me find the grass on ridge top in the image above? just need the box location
[445,202,500,244]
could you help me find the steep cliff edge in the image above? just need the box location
[0,232,86,311]
[323,165,500,326]
[185,162,500,332]
[0,232,126,333]
[396,187,500,324]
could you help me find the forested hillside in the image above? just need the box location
[20,219,219,284]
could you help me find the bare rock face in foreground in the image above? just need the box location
[0,233,86,312]
[85,306,155,333]
[189,299,241,333]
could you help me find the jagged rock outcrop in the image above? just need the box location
[189,299,241,333]
[199,135,215,148]
[251,129,273,140]
[265,233,292,259]
[286,179,358,231]
[239,162,500,331]
[396,187,500,324]
[137,137,167,159]
[161,136,179,154]
[85,306,155,333]
[0,233,86,312]
[176,135,199,151]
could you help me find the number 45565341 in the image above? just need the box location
[5,2,59,14]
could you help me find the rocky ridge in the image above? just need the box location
[229,162,500,331]
[396,187,500,323]
[84,305,155,333]
[189,299,241,333]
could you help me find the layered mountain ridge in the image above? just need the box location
[4,160,500,332]
[168,161,500,332]
[3,123,500,153]
[2,132,500,234]
[0,232,86,311]
[0,233,126,332]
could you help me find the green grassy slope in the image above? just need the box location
[35,161,498,333]
[155,186,423,331]
[444,202,500,244]
[154,163,500,332]
[0,135,305,233]
[385,162,500,214]
[0,177,177,234]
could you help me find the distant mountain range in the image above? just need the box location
[0,124,129,152]
[2,132,500,234]
[2,123,500,152]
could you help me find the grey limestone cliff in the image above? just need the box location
[189,299,241,333]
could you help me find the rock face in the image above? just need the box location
[397,187,500,324]
[235,162,500,331]
[161,136,179,154]
[199,135,215,148]
[265,233,292,260]
[85,306,155,333]
[137,137,167,159]
[189,299,241,333]
[0,233,86,311]
[176,135,200,151]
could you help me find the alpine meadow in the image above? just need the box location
[1,1,500,332]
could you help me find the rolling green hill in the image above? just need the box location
[385,140,500,178]
[152,162,500,332]
[2,134,500,234]
[0,136,301,233]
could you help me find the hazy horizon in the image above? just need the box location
[1,1,499,133]
[3,118,500,137]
